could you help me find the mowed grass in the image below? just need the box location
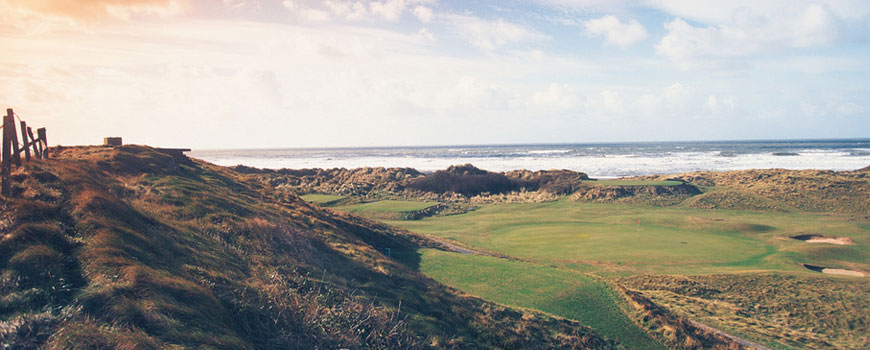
[420,249,666,350]
[300,193,346,204]
[388,199,870,276]
[373,196,870,349]
[336,200,437,213]
[585,179,683,186]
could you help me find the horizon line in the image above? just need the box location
[188,137,870,152]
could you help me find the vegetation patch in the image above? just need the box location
[619,273,870,350]
[407,164,522,196]
[1,146,618,350]
[682,189,790,212]
[572,183,702,206]
[585,179,684,186]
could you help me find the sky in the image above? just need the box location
[1,0,869,149]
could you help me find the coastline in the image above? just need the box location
[189,139,870,178]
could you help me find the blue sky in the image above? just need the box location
[1,0,868,148]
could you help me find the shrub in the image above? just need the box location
[408,164,521,196]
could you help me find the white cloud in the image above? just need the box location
[416,27,435,42]
[413,5,434,22]
[323,1,368,20]
[655,3,840,67]
[800,100,867,118]
[644,0,870,24]
[583,15,647,48]
[531,83,584,111]
[314,0,437,22]
[636,83,693,115]
[585,90,624,116]
[705,95,734,114]
[369,0,405,21]
[531,0,632,12]
[536,1,870,23]
[283,0,331,21]
[448,14,549,51]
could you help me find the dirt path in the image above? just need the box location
[688,320,772,350]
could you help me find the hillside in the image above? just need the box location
[236,164,590,201]
[0,146,616,349]
[248,163,870,216]
[648,168,870,215]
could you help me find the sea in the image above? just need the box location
[188,139,870,179]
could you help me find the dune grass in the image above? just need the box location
[420,249,666,350]
[2,146,621,350]
[619,274,870,350]
[585,179,684,186]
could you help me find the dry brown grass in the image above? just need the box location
[619,274,870,350]
[0,145,616,349]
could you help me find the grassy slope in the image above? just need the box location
[420,249,665,350]
[658,168,870,215]
[0,146,616,350]
[372,197,869,349]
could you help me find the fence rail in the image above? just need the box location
[2,108,49,196]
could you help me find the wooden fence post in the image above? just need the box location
[19,121,30,161]
[9,113,21,166]
[37,127,48,159]
[27,127,39,160]
[2,110,13,196]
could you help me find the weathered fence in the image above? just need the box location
[2,108,49,196]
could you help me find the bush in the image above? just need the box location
[408,164,521,196]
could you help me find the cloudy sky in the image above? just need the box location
[1,0,868,148]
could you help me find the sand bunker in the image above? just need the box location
[790,234,855,245]
[803,264,867,277]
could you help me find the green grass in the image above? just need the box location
[393,198,870,349]
[337,200,437,213]
[389,199,870,276]
[585,180,683,186]
[420,249,666,350]
[300,194,346,204]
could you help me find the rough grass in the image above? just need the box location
[681,189,793,212]
[619,274,870,350]
[656,168,870,215]
[0,145,616,349]
[586,180,683,186]
[420,249,666,350]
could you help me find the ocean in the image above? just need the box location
[188,139,870,179]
